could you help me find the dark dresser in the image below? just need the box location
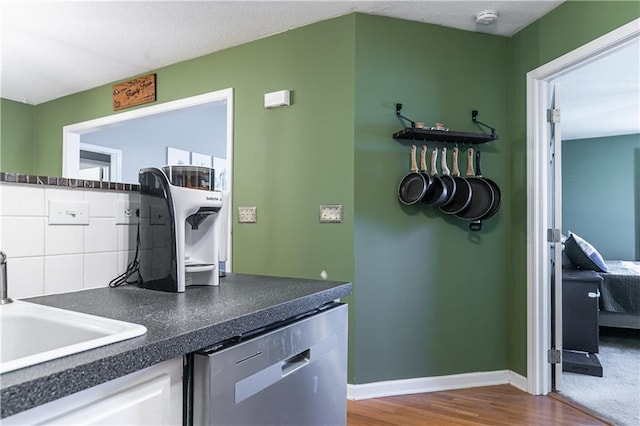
[562,268,604,376]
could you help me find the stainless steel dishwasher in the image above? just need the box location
[193,302,347,426]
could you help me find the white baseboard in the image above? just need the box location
[347,370,529,400]
[508,370,528,392]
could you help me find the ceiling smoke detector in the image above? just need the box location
[475,10,499,25]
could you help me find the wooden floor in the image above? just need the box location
[347,385,610,426]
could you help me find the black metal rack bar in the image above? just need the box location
[393,127,497,144]
[393,104,498,144]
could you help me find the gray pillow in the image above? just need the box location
[560,234,574,268]
[564,232,608,272]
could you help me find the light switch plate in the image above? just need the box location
[48,200,90,225]
[238,206,257,223]
[319,204,343,223]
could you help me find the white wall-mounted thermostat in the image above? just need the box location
[264,90,291,108]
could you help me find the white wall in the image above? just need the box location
[0,182,139,298]
[80,102,227,184]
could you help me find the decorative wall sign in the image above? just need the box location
[112,74,156,111]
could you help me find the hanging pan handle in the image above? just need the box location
[420,145,428,173]
[441,148,450,176]
[430,148,439,177]
[475,148,483,177]
[452,147,461,177]
[466,148,475,177]
[469,147,488,232]
[410,144,418,172]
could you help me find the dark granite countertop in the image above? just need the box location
[1,273,351,418]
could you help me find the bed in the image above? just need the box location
[563,232,640,330]
[597,260,640,329]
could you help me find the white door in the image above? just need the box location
[548,83,563,391]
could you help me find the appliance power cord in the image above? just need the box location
[109,215,141,288]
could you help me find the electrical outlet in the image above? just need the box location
[238,206,257,223]
[319,204,343,223]
[116,200,140,225]
[150,205,167,225]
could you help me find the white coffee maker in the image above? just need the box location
[138,165,223,292]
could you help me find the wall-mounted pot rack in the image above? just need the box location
[393,103,499,144]
[393,103,501,231]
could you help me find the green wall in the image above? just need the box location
[562,134,640,260]
[352,14,510,382]
[507,1,640,374]
[0,98,35,173]
[33,14,357,281]
[2,2,639,384]
[9,16,359,377]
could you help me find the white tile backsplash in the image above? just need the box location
[44,254,84,294]
[117,223,138,252]
[6,256,45,299]
[1,184,137,298]
[0,183,45,216]
[85,189,117,217]
[1,217,45,257]
[45,224,85,255]
[119,191,141,204]
[85,217,118,253]
[84,252,118,289]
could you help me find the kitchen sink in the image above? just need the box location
[0,300,147,374]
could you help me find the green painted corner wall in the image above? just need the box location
[507,2,640,375]
[352,14,510,382]
[0,98,35,173]
[2,2,639,385]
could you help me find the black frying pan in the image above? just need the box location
[440,146,472,215]
[436,147,456,208]
[398,145,431,205]
[455,148,494,224]
[468,150,502,230]
[419,145,438,201]
[421,145,448,206]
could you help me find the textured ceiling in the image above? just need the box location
[1,0,563,105]
[1,1,637,141]
[556,37,640,140]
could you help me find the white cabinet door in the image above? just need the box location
[4,357,182,425]
[43,374,170,425]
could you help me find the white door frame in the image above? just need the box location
[526,18,639,395]
[62,88,235,272]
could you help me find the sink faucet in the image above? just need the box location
[0,251,13,304]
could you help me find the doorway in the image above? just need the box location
[79,143,122,182]
[61,88,234,272]
[526,19,640,396]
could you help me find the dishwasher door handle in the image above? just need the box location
[281,349,310,377]
[235,348,313,403]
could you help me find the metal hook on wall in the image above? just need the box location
[472,110,498,139]
[396,103,416,128]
